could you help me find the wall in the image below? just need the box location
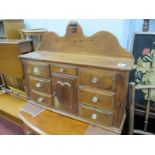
[24,19,151,51]
[149,19,155,32]
[125,19,143,51]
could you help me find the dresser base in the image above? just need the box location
[29,100,126,134]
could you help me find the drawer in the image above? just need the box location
[79,88,115,110]
[19,41,33,54]
[30,90,53,108]
[79,69,117,91]
[79,104,112,127]
[51,64,77,76]
[29,76,52,94]
[27,61,50,77]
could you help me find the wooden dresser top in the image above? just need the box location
[20,51,133,71]
[19,21,134,71]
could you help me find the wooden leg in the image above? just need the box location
[0,74,7,88]
[128,82,136,135]
[144,89,151,132]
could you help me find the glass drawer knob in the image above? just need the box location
[59,67,64,73]
[38,97,44,103]
[91,113,97,120]
[36,82,42,88]
[92,77,98,84]
[92,96,98,103]
[33,67,39,73]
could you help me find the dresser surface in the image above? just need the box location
[19,22,134,133]
[18,110,118,135]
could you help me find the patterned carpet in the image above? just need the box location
[0,116,24,135]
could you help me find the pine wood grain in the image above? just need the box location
[19,109,118,135]
[0,93,26,118]
[0,92,26,125]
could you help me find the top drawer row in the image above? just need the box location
[27,62,50,77]
[26,61,120,91]
[27,62,77,77]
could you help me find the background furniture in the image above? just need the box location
[0,40,33,126]
[128,82,155,134]
[129,32,155,134]
[0,20,25,90]
[0,40,33,78]
[19,28,47,50]
[0,20,24,39]
[130,33,155,111]
[20,21,134,134]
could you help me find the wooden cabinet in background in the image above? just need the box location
[20,21,134,134]
[19,28,47,50]
[0,20,24,39]
[0,40,33,92]
[0,20,25,90]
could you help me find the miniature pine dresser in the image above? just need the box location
[19,22,134,134]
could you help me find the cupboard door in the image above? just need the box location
[52,75,78,114]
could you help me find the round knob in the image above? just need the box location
[91,113,97,120]
[92,96,98,103]
[36,82,42,88]
[38,97,44,103]
[33,67,39,73]
[59,67,64,73]
[92,77,98,84]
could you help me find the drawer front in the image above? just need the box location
[30,91,53,108]
[79,69,116,91]
[29,76,52,94]
[27,61,50,77]
[51,64,77,76]
[19,41,33,54]
[79,104,112,126]
[79,88,115,110]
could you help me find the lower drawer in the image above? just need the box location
[79,104,113,127]
[30,90,53,108]
[79,88,115,110]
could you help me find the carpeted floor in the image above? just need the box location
[0,116,24,135]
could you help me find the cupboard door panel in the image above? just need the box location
[52,75,78,113]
